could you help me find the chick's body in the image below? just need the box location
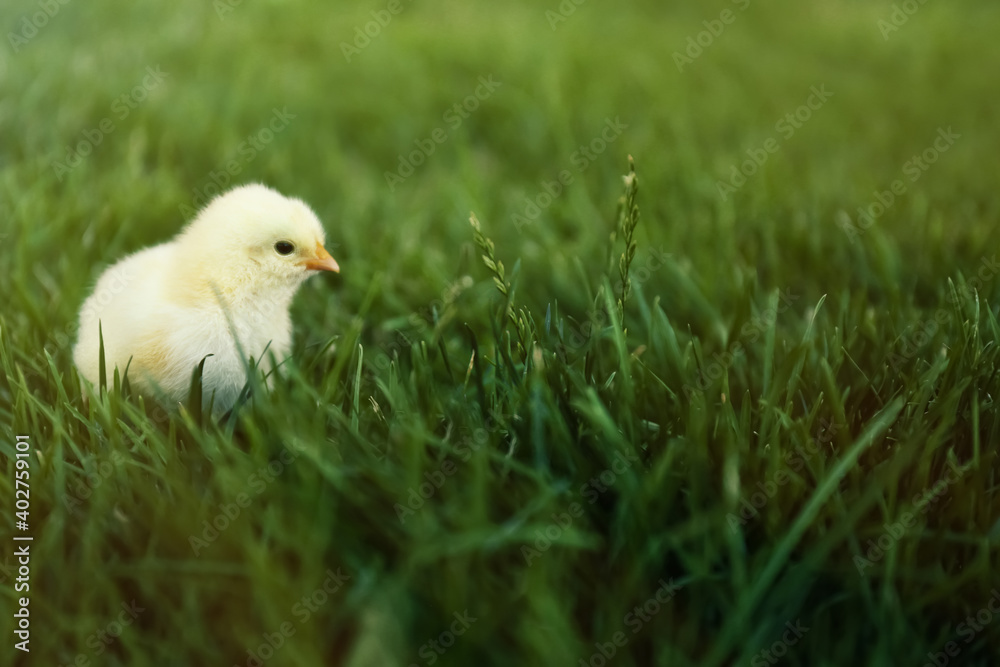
[73,184,339,414]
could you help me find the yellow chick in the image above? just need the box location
[73,183,340,414]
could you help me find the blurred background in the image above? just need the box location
[2,0,1000,665]
[2,0,997,322]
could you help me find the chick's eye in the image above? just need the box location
[274,241,295,255]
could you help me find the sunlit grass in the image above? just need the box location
[1,1,1000,665]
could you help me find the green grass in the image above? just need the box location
[2,0,1000,665]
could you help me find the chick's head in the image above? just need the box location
[179,184,340,296]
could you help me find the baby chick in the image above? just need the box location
[73,183,339,415]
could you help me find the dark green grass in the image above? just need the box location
[2,0,1000,665]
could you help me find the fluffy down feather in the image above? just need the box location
[73,184,339,415]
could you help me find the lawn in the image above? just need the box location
[2,0,1000,665]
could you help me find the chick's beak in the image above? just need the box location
[303,242,340,273]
